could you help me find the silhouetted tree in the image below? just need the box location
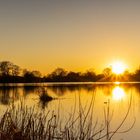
[132,68,140,81]
[66,71,81,82]
[120,70,131,81]
[11,65,21,76]
[0,61,22,82]
[51,68,67,77]
[23,69,42,82]
[103,67,112,78]
[0,61,13,76]
[32,70,42,78]
[82,70,97,81]
[47,68,67,82]
[0,61,21,77]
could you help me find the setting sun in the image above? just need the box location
[111,61,127,74]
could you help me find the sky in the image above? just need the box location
[1,0,140,74]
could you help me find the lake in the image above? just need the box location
[0,82,140,140]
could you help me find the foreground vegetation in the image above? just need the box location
[0,92,135,140]
[0,61,140,83]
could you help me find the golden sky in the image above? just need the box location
[0,0,140,74]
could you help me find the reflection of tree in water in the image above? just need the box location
[47,84,96,96]
[23,85,40,96]
[97,84,115,96]
[1,83,140,107]
[23,85,39,93]
[0,86,21,105]
[124,83,140,94]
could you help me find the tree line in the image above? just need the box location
[0,61,140,83]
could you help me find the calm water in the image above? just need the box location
[0,82,140,140]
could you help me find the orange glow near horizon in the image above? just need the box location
[0,1,139,74]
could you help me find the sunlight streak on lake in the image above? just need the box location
[112,86,126,101]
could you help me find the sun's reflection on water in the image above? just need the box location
[112,86,126,101]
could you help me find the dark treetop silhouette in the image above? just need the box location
[0,61,139,83]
